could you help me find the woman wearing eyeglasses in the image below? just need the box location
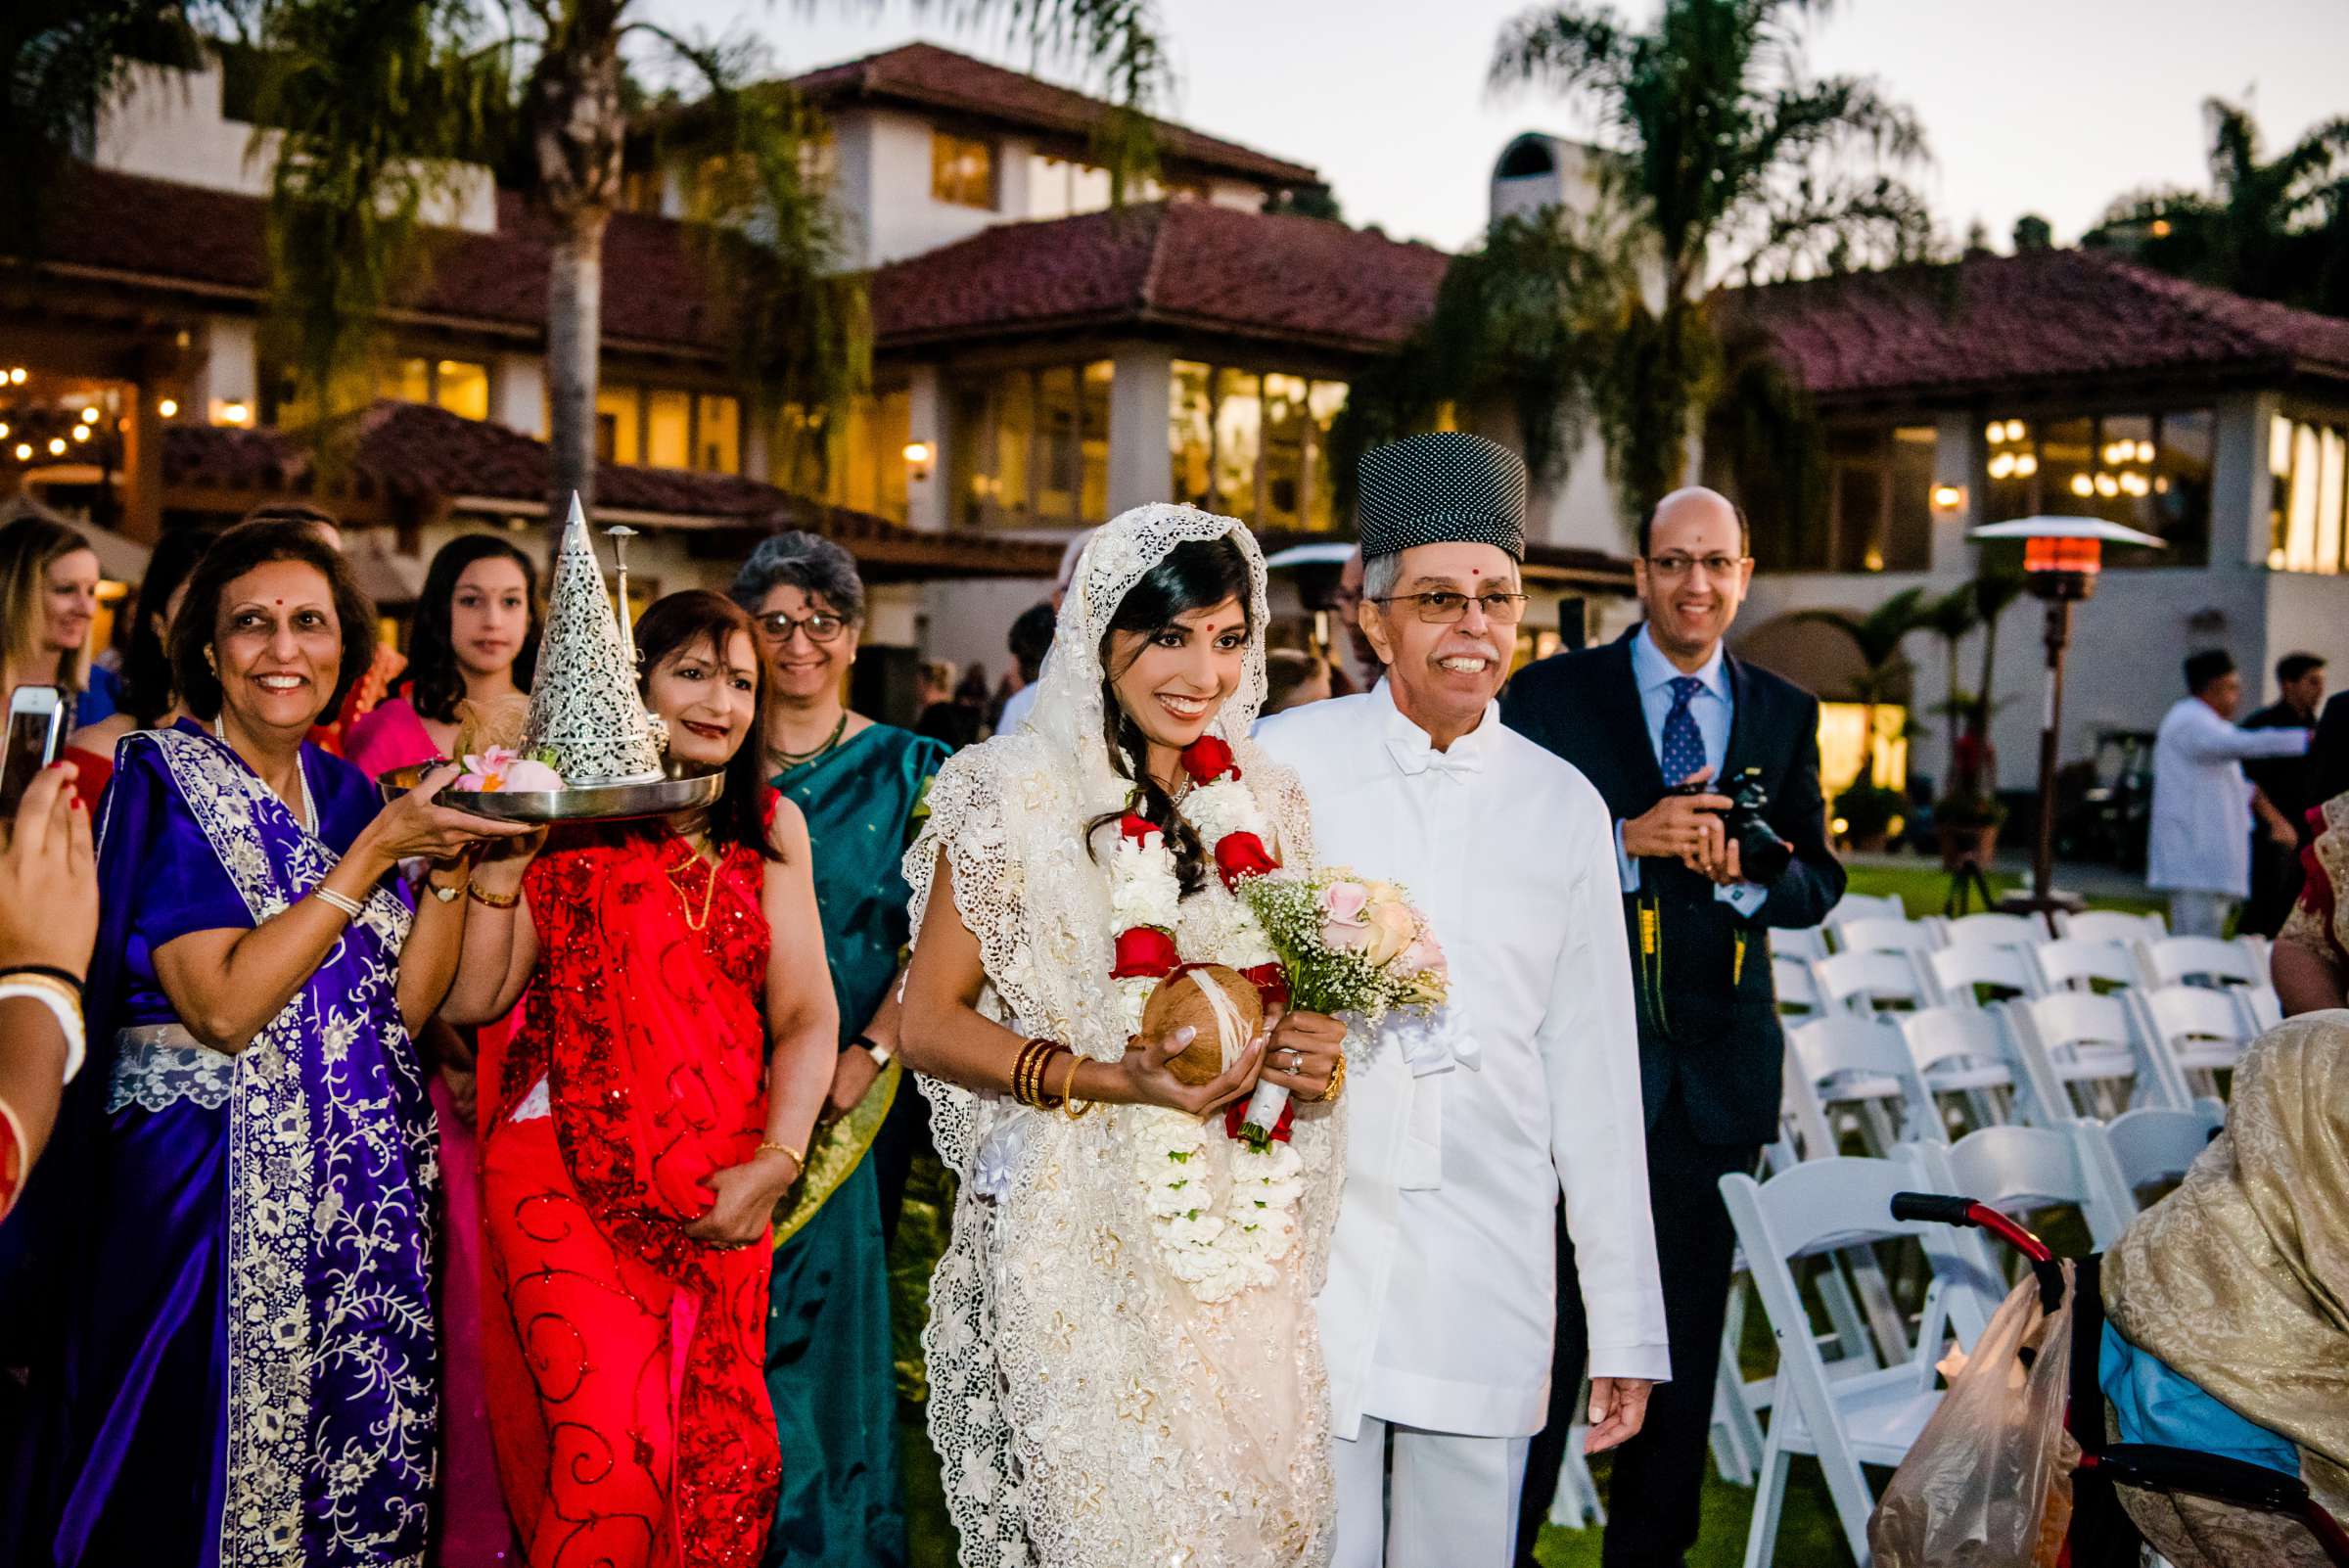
[729,532,943,1568]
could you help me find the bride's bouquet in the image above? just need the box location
[1230,869,1449,1147]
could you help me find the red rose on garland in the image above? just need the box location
[1112,926,1179,979]
[1214,833,1280,890]
[1179,735,1236,783]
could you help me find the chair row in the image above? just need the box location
[1782,895,2172,958]
[1719,1107,2223,1568]
[1778,995,2240,1158]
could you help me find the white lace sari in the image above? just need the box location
[906,505,1341,1568]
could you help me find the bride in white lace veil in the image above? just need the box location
[898,504,1342,1568]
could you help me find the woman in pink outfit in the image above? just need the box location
[346,532,541,1566]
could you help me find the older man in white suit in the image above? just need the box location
[1255,432,1669,1568]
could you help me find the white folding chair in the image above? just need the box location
[2003,992,2188,1118]
[1935,910,2049,950]
[1786,1015,1948,1154]
[1721,1153,1996,1568]
[1832,915,1942,960]
[2074,1101,2225,1212]
[2244,983,2283,1032]
[2132,983,2257,1097]
[1771,925,1831,964]
[1811,948,1932,1016]
[1897,1005,2035,1131]
[1823,893,1909,945]
[2057,907,2167,945]
[1913,1126,2135,1306]
[2028,936,2147,994]
[1924,944,2043,1011]
[2136,934,2265,991]
[1773,954,1823,1020]
[1545,1374,1607,1529]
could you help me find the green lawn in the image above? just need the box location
[885,863,2161,1567]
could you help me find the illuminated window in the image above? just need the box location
[931,132,997,209]
[377,356,488,420]
[1816,702,1910,795]
[596,385,640,464]
[947,362,1110,529]
[1169,361,1349,530]
[1983,408,2210,566]
[1029,156,1113,220]
[696,394,740,475]
[2268,413,2349,574]
[645,390,691,469]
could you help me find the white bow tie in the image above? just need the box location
[1385,736,1484,779]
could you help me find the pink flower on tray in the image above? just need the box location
[456,748,564,793]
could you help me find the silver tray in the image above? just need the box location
[377,761,724,823]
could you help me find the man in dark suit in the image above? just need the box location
[2240,652,2326,938]
[1500,485,1846,1568]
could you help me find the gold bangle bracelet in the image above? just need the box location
[467,883,521,910]
[1057,1050,1091,1119]
[758,1139,806,1167]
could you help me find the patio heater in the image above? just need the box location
[1967,516,2165,914]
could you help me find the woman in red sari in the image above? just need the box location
[447,590,837,1568]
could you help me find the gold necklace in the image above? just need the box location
[666,851,722,932]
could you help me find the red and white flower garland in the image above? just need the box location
[1106,735,1305,1304]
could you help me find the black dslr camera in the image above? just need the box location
[1673,765,1793,883]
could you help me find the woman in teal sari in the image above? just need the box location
[733,532,947,1568]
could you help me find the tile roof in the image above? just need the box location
[1721,247,2349,404]
[40,165,727,354]
[869,201,1451,354]
[161,400,1063,576]
[792,41,1317,188]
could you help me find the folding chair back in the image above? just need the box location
[1937,910,2048,950]
[1824,892,1908,940]
[2133,982,2256,1090]
[2029,936,2146,993]
[1771,925,1831,964]
[2137,934,2263,990]
[1914,1127,2134,1303]
[2077,1102,2224,1210]
[1925,944,2042,1010]
[1786,1015,1947,1150]
[2058,907,2166,945]
[1773,954,1823,1020]
[1812,948,1931,1016]
[1833,915,1941,958]
[1897,1006,2033,1128]
[2004,991,2188,1116]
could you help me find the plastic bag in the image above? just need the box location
[1869,1264,2080,1568]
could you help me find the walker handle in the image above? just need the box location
[1890,1191,1975,1225]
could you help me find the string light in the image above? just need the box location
[70,425,90,443]
[46,437,66,456]
[11,443,27,461]
[158,397,179,418]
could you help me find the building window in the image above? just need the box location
[1170,360,1350,531]
[378,356,489,420]
[1811,425,1934,573]
[794,390,915,523]
[1030,156,1113,220]
[932,131,997,209]
[2269,413,2349,574]
[697,394,741,476]
[594,384,746,474]
[1983,408,2211,566]
[645,390,691,470]
[596,386,639,464]
[948,362,1111,529]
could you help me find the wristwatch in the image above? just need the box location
[852,1033,894,1068]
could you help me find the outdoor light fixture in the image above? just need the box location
[1931,483,1965,512]
[6,368,23,385]
[158,397,179,418]
[70,425,89,443]
[79,408,97,425]
[1969,515,2166,913]
[0,423,9,439]
[11,443,28,461]
[902,440,933,481]
[220,400,250,426]
[45,438,65,456]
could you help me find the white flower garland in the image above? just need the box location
[1104,773,1300,1304]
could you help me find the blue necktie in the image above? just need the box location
[1660,675,1707,787]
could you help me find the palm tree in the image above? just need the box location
[1794,584,1927,793]
[2084,98,2349,316]
[1486,0,1929,524]
[253,0,1168,518]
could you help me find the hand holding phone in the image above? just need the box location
[0,760,98,982]
[0,686,68,822]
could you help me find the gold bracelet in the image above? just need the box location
[467,883,521,910]
[1010,1038,1039,1106]
[1057,1050,1092,1120]
[758,1138,806,1168]
[1015,1037,1059,1107]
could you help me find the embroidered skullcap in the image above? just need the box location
[1356,432,1527,562]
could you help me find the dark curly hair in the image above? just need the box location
[118,524,219,727]
[398,533,541,724]
[1085,534,1254,898]
[634,590,778,860]
[170,519,377,724]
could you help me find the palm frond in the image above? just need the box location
[1487,5,1634,110]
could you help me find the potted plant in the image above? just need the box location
[1834,782,1908,853]
[1932,786,2006,870]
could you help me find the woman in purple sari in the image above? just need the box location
[7,519,529,1567]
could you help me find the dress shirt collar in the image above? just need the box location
[1632,623,1728,704]
[1374,677,1497,778]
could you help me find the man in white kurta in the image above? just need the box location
[1254,432,1668,1567]
[2148,649,2311,937]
